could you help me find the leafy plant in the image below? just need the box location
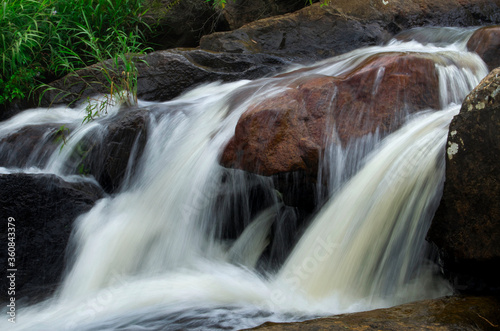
[1,0,150,113]
[47,14,151,122]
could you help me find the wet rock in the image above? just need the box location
[467,25,500,71]
[0,107,148,194]
[200,4,392,63]
[136,49,289,101]
[0,125,61,168]
[220,53,440,182]
[211,168,277,241]
[0,173,104,303]
[428,68,500,294]
[75,107,149,193]
[200,0,500,63]
[248,296,500,331]
[41,49,289,107]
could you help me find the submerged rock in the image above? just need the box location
[248,296,500,330]
[428,68,500,293]
[0,125,61,168]
[0,173,104,303]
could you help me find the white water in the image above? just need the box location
[278,107,457,306]
[0,28,489,330]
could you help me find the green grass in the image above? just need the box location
[0,0,151,110]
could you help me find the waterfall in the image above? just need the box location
[0,27,489,330]
[276,107,457,307]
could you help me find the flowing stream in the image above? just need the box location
[0,27,489,330]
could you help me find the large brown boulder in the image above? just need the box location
[200,0,500,63]
[427,68,500,293]
[220,52,441,209]
[248,296,500,331]
[221,53,440,178]
[467,25,500,71]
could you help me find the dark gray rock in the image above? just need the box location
[200,0,500,63]
[75,107,149,193]
[40,49,290,107]
[0,173,104,303]
[222,0,306,30]
[428,67,500,294]
[142,0,229,49]
[201,5,392,64]
[0,125,61,169]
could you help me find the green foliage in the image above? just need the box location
[54,124,69,151]
[0,0,150,110]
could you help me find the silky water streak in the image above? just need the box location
[277,107,457,308]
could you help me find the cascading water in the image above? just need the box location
[0,27,489,330]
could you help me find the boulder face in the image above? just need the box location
[76,107,149,193]
[200,0,500,63]
[220,53,440,179]
[222,0,306,30]
[0,107,148,194]
[40,49,290,108]
[467,25,500,71]
[428,68,500,293]
[0,173,104,303]
[200,4,393,63]
[0,125,61,168]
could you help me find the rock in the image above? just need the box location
[212,168,277,241]
[75,107,149,193]
[200,0,500,63]
[200,4,392,63]
[0,107,148,194]
[0,125,61,168]
[220,52,440,182]
[427,68,500,294]
[222,0,306,30]
[135,49,289,101]
[142,0,229,49]
[467,25,500,71]
[0,173,104,303]
[247,296,500,331]
[40,49,290,107]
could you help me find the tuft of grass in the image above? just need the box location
[1,0,151,116]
